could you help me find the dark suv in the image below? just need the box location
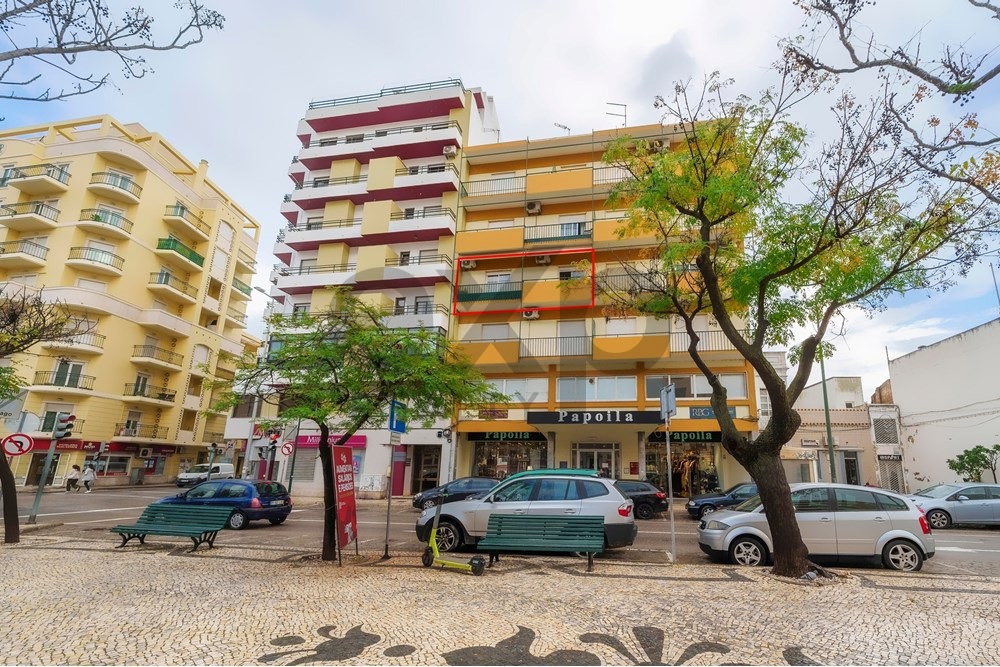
[686,482,758,518]
[412,476,498,510]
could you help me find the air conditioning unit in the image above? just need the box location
[442,145,458,158]
[525,201,542,215]
[534,255,552,265]
[460,259,477,270]
[139,448,152,458]
[522,309,540,320]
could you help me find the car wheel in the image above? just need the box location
[421,547,434,567]
[635,503,654,520]
[268,516,287,525]
[882,539,924,572]
[698,505,717,519]
[435,520,462,552]
[226,510,248,530]
[421,498,437,510]
[729,536,767,566]
[926,509,951,530]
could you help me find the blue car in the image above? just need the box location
[154,479,292,530]
[685,482,758,519]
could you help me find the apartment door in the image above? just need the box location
[576,445,618,479]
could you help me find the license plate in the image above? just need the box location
[270,500,285,506]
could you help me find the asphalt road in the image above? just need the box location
[6,484,1000,575]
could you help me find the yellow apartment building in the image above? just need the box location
[0,116,261,488]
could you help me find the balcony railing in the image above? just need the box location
[524,221,594,243]
[308,78,463,109]
[669,329,745,352]
[232,277,252,296]
[6,163,70,184]
[226,306,247,324]
[132,344,184,366]
[156,238,205,266]
[385,253,453,267]
[236,248,256,269]
[288,217,361,231]
[274,263,356,276]
[593,165,632,185]
[461,176,526,198]
[1,200,60,221]
[148,272,197,298]
[80,208,133,234]
[456,282,524,302]
[389,208,456,221]
[33,371,95,390]
[203,431,225,443]
[55,332,106,348]
[0,239,48,260]
[301,120,463,148]
[383,303,450,317]
[115,423,168,439]
[520,336,593,357]
[394,163,458,177]
[293,174,365,190]
[68,246,125,270]
[124,384,177,401]
[163,205,210,236]
[90,172,141,197]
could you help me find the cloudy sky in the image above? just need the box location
[3,0,998,397]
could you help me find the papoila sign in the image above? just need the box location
[527,410,662,425]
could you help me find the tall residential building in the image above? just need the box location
[0,116,261,488]
[262,79,499,496]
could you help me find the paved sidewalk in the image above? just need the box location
[1,534,998,666]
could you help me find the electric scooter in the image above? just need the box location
[420,495,486,576]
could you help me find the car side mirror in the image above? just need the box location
[956,495,970,502]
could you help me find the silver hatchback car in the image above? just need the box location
[697,482,935,571]
[908,482,1000,529]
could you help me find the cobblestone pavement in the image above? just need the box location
[1,533,998,666]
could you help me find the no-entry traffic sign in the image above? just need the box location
[2,433,34,456]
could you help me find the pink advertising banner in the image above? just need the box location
[332,445,358,548]
[295,434,367,448]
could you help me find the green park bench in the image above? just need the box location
[476,514,606,572]
[110,504,234,552]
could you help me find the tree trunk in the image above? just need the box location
[316,423,338,561]
[0,455,20,543]
[741,450,811,577]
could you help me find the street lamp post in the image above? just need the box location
[206,443,220,481]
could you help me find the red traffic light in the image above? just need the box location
[53,413,77,440]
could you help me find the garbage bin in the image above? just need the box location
[129,468,145,485]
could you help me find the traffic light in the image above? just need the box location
[53,412,76,440]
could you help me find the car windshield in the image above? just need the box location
[914,484,961,498]
[732,495,764,512]
[188,464,212,474]
[723,483,748,496]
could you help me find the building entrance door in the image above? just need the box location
[27,452,60,486]
[574,444,618,478]
[412,445,440,494]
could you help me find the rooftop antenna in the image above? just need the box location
[606,102,627,128]
[553,123,571,136]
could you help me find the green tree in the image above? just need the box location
[210,291,504,561]
[948,445,1000,483]
[601,64,997,577]
[0,286,94,544]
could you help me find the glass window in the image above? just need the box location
[578,480,610,499]
[187,482,224,499]
[221,483,250,498]
[791,487,831,512]
[492,479,535,502]
[988,486,1000,500]
[873,493,909,511]
[957,486,989,500]
[719,373,747,398]
[556,377,586,402]
[414,296,433,314]
[536,478,573,501]
[833,488,879,511]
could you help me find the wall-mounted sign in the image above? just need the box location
[478,409,509,419]
[688,406,738,419]
[877,454,902,461]
[647,431,723,443]
[469,431,547,442]
[528,410,661,425]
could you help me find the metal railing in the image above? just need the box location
[461,175,526,198]
[56,332,106,348]
[669,329,745,352]
[593,165,632,185]
[203,431,225,443]
[68,246,125,270]
[232,277,252,296]
[389,208,456,221]
[293,174,365,190]
[520,336,593,358]
[382,303,450,317]
[274,263,356,276]
[456,282,524,302]
[114,423,168,439]
[385,253,453,267]
[1,200,60,221]
[33,371,95,390]
[288,217,362,232]
[226,306,247,323]
[308,78,463,109]
[301,120,462,148]
[80,208,133,234]
[148,272,197,298]
[132,345,184,366]
[236,249,256,268]
[89,172,142,197]
[124,384,176,401]
[156,238,204,267]
[163,205,210,236]
[0,239,48,260]
[394,163,458,177]
[524,220,593,243]
[7,163,70,185]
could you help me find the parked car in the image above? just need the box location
[907,482,1000,529]
[175,462,235,487]
[686,482,758,518]
[412,476,499,510]
[154,479,292,530]
[697,482,935,571]
[615,480,668,519]
[414,469,637,552]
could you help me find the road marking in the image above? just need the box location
[19,506,149,519]
[937,546,1000,554]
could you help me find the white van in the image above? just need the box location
[175,463,235,487]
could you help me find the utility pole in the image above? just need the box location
[819,355,837,482]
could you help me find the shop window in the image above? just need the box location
[556,376,636,401]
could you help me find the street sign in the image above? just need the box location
[660,384,677,420]
[1,432,33,456]
[280,440,294,456]
[388,401,406,434]
[389,431,401,446]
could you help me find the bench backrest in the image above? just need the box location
[135,504,234,528]
[485,514,604,542]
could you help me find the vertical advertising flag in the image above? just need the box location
[332,445,358,548]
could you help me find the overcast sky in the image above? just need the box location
[3,0,998,398]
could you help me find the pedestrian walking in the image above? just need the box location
[82,464,96,493]
[65,464,81,492]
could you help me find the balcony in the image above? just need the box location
[77,208,133,238]
[31,370,96,394]
[456,281,523,303]
[382,303,451,331]
[520,336,593,358]
[296,120,463,169]
[230,277,252,300]
[460,175,527,208]
[138,307,193,337]
[41,331,106,355]
[66,246,125,277]
[87,172,142,204]
[4,163,70,195]
[0,239,48,269]
[155,237,204,271]
[114,423,169,441]
[273,263,357,294]
[302,79,466,134]
[378,253,453,287]
[385,163,459,199]
[524,220,593,245]
[122,383,177,405]
[593,333,670,363]
[162,205,211,241]
[289,174,368,210]
[225,305,247,325]
[388,207,457,241]
[131,344,184,371]
[0,201,60,232]
[284,217,362,251]
[147,272,198,304]
[235,248,256,272]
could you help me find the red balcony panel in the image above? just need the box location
[299,139,457,171]
[301,98,464,137]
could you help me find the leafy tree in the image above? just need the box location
[1,0,224,104]
[210,291,504,561]
[600,62,997,577]
[948,444,1000,483]
[0,285,94,544]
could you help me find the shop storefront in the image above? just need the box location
[646,431,723,497]
[468,431,548,480]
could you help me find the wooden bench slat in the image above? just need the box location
[109,503,234,552]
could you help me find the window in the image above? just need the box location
[345,134,364,144]
[487,377,547,402]
[53,360,84,388]
[318,138,338,147]
[487,272,510,284]
[414,296,433,314]
[556,376,637,401]
[791,487,831,512]
[487,219,515,229]
[833,488,880,511]
[427,164,445,173]
[645,373,747,399]
[873,493,909,511]
[481,323,511,341]
[312,177,329,188]
[578,480,610,499]
[375,130,388,137]
[559,269,585,280]
[418,249,437,264]
[232,395,260,419]
[298,258,317,274]
[398,251,411,265]
[536,478,576,501]
[394,297,407,315]
[305,217,323,230]
[759,388,771,417]
[956,486,989,501]
[558,214,586,237]
[0,165,14,186]
[493,480,535,502]
[403,208,415,219]
[292,303,310,316]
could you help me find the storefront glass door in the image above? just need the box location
[575,445,618,478]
